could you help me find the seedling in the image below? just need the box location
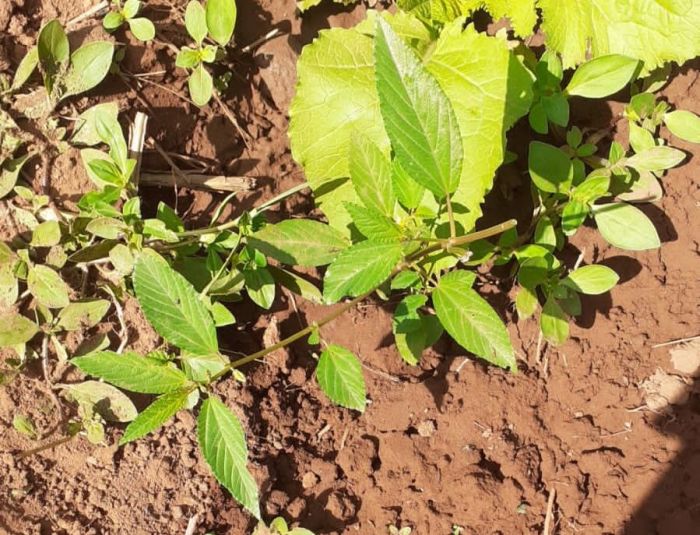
[7,20,114,116]
[103,0,156,42]
[176,0,237,106]
[253,517,315,534]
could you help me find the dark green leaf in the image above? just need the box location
[529,141,573,193]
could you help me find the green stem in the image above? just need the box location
[445,193,456,240]
[209,218,517,382]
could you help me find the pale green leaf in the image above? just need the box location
[189,64,213,106]
[344,202,401,242]
[248,220,348,267]
[206,0,237,46]
[268,265,323,304]
[562,265,619,295]
[120,390,190,445]
[664,110,700,143]
[0,313,39,347]
[625,146,686,172]
[198,397,260,518]
[0,155,32,199]
[539,0,700,71]
[565,55,640,98]
[37,20,69,92]
[58,299,110,331]
[433,270,515,370]
[349,134,395,215]
[31,220,61,247]
[540,296,568,345]
[185,1,208,44]
[515,285,538,319]
[12,47,39,90]
[316,344,366,412]
[72,351,190,393]
[71,102,120,147]
[592,202,661,251]
[62,42,114,100]
[323,240,403,303]
[27,265,70,308]
[133,250,219,355]
[182,353,228,382]
[375,17,463,198]
[65,381,138,422]
[128,17,156,41]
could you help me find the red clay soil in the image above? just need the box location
[1,1,699,534]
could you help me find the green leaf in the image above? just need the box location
[323,240,403,303]
[391,160,425,210]
[375,18,462,198]
[540,296,569,345]
[542,93,569,127]
[562,265,619,295]
[72,102,120,147]
[664,110,700,143]
[344,202,401,242]
[128,17,156,41]
[528,141,573,194]
[27,265,70,308]
[206,0,237,46]
[31,220,61,247]
[572,172,610,203]
[185,1,208,44]
[64,381,137,422]
[561,200,588,235]
[210,301,235,327]
[182,353,227,382]
[12,47,39,90]
[0,155,31,199]
[243,267,275,310]
[122,0,141,18]
[268,265,323,304]
[176,47,201,69]
[592,202,661,251]
[0,313,39,347]
[565,55,639,98]
[198,397,260,518]
[62,42,114,100]
[13,413,38,439]
[58,300,110,331]
[625,146,686,172]
[316,344,366,412]
[433,270,515,370]
[103,11,125,30]
[120,390,190,445]
[392,295,442,365]
[72,351,190,394]
[515,285,538,319]
[86,216,127,239]
[133,250,219,355]
[349,134,395,215]
[539,0,700,72]
[189,64,213,106]
[248,220,348,267]
[37,20,69,93]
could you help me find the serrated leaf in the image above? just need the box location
[433,270,515,370]
[198,397,260,518]
[539,0,700,71]
[133,250,219,355]
[344,202,401,242]
[72,351,190,394]
[593,202,660,251]
[349,134,395,215]
[206,0,237,46]
[323,240,403,303]
[664,110,700,143]
[565,55,640,98]
[58,300,110,331]
[62,42,114,100]
[562,265,619,295]
[27,265,70,308]
[375,17,462,199]
[316,344,366,412]
[540,297,568,346]
[0,313,39,347]
[248,220,348,267]
[120,390,190,445]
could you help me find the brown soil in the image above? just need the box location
[1,1,699,535]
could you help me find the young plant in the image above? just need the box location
[253,517,315,535]
[103,0,156,42]
[7,20,114,116]
[176,0,237,106]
